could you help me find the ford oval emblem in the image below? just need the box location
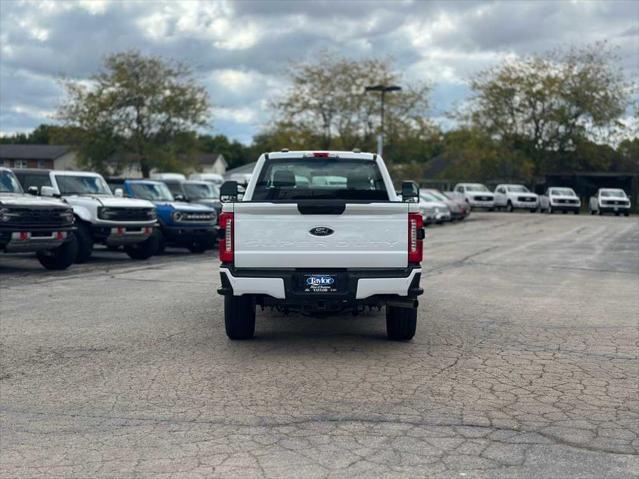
[309,226,334,237]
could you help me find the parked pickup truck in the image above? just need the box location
[14,169,158,262]
[493,184,539,212]
[118,179,218,253]
[539,187,581,214]
[217,150,424,341]
[1,167,77,270]
[589,188,631,216]
[451,183,495,210]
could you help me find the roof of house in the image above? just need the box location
[225,161,256,175]
[198,153,227,167]
[0,144,71,160]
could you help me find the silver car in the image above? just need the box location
[422,188,469,220]
[419,191,451,224]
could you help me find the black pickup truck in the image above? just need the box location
[0,167,77,270]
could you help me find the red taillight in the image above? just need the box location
[408,212,423,263]
[218,212,234,263]
[312,152,329,157]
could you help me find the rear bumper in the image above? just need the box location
[218,266,422,305]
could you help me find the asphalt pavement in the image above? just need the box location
[1,212,638,478]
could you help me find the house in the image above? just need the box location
[195,153,227,175]
[105,152,228,178]
[0,144,78,170]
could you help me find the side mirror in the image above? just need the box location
[27,186,39,196]
[174,194,186,202]
[40,186,55,197]
[114,188,124,198]
[220,180,239,202]
[401,181,419,203]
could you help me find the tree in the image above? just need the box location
[616,138,639,173]
[466,43,632,175]
[438,128,534,181]
[57,51,211,177]
[0,124,63,144]
[269,52,432,160]
[197,134,252,169]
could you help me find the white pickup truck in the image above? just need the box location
[217,151,424,341]
[589,188,631,216]
[451,183,495,210]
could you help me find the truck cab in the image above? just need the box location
[1,167,77,270]
[14,169,158,262]
[121,179,218,253]
[217,151,424,341]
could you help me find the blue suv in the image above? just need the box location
[119,180,218,254]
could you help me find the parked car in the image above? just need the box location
[442,191,471,219]
[217,150,424,341]
[418,191,451,224]
[158,179,222,217]
[120,179,217,253]
[589,189,631,216]
[189,173,224,186]
[451,183,495,210]
[493,184,538,212]
[1,167,77,270]
[539,187,581,214]
[422,188,468,220]
[14,169,158,262]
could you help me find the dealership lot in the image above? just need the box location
[1,213,638,478]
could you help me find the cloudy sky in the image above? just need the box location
[1,0,637,143]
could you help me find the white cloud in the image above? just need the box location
[0,0,637,143]
[213,106,258,124]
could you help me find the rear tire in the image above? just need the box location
[386,305,417,341]
[124,234,158,260]
[224,295,256,340]
[37,234,78,270]
[506,201,514,212]
[74,222,94,263]
[624,212,629,217]
[574,210,579,215]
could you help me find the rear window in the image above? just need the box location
[252,158,388,201]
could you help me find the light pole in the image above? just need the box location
[365,84,401,156]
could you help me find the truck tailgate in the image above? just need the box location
[234,202,408,268]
